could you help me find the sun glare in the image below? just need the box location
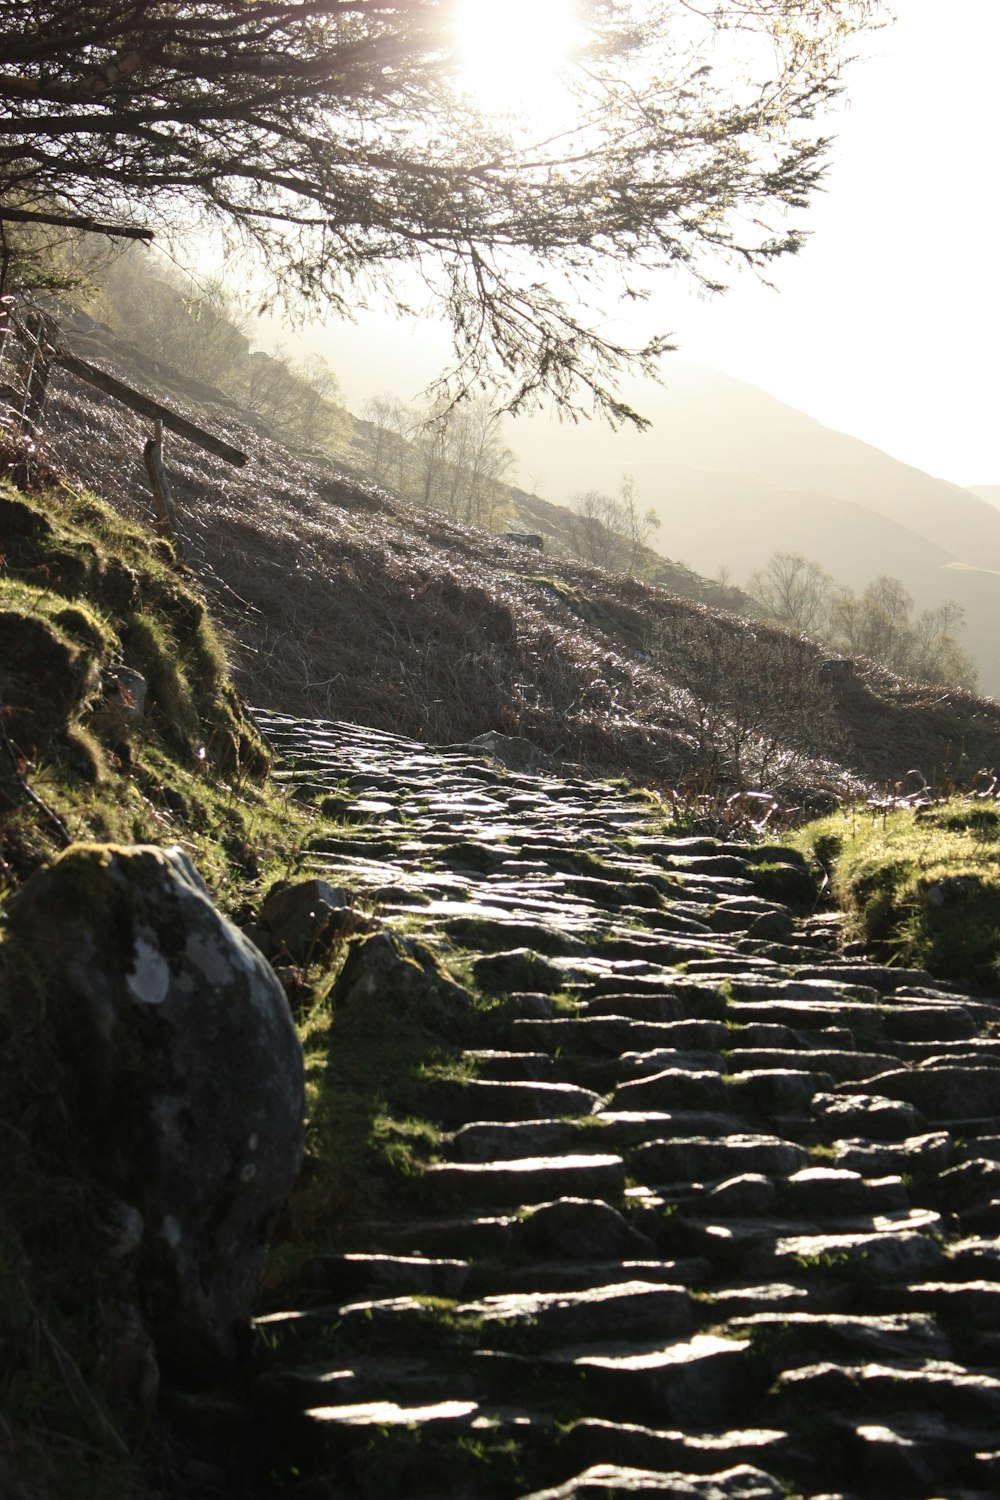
[452,0,578,120]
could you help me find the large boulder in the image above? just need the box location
[7,843,304,1380]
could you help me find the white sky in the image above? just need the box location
[283,0,1000,489]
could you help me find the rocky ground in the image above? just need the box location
[8,314,1000,1500]
[201,709,1000,1500]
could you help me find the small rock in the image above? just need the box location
[706,1174,777,1217]
[466,731,554,773]
[260,876,355,963]
[334,929,475,1029]
[522,1197,656,1259]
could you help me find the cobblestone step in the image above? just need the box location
[247,708,1000,1498]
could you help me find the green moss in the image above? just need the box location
[744,859,818,910]
[793,799,1000,983]
[0,476,339,1500]
[50,601,116,653]
[526,574,650,649]
[261,979,475,1300]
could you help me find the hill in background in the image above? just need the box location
[511,364,1000,697]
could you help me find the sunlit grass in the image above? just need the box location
[794,798,1000,984]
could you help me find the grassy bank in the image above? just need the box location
[0,475,327,1498]
[794,797,1000,986]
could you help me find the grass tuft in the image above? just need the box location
[794,797,1000,983]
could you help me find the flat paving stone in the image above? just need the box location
[423,1078,602,1126]
[520,1463,786,1498]
[725,1069,830,1114]
[832,1131,953,1175]
[841,1065,1000,1122]
[520,1197,656,1259]
[811,1092,924,1141]
[507,1260,710,1295]
[612,1070,730,1112]
[511,1015,690,1054]
[580,994,711,1021]
[726,1311,950,1366]
[766,1228,944,1280]
[446,1119,593,1162]
[594,1111,751,1150]
[707,1283,826,1317]
[780,1166,909,1218]
[792,963,938,994]
[423,1154,627,1208]
[457,1281,693,1344]
[724,1048,900,1083]
[564,1333,754,1426]
[304,1396,481,1430]
[295,1253,472,1301]
[726,999,890,1033]
[772,1358,1000,1423]
[875,1279,1000,1329]
[704,1175,777,1218]
[725,978,880,1003]
[254,1296,440,1355]
[552,1420,791,1485]
[835,1412,1000,1496]
[257,1354,476,1409]
[955,1133,1000,1163]
[631,1135,809,1184]
[461,1049,556,1081]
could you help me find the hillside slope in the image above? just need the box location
[512,364,1000,695]
[18,317,1000,812]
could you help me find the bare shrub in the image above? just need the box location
[566,475,661,576]
[651,610,841,791]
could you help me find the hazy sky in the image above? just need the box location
[285,0,999,491]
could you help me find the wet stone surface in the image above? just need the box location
[246,710,1000,1499]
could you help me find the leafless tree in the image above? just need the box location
[747,551,836,636]
[567,476,661,575]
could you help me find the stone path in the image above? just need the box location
[247,711,1000,1499]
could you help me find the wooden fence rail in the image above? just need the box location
[0,299,248,547]
[54,348,247,468]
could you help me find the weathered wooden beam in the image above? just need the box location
[54,347,248,467]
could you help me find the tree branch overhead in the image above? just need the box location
[0,0,885,420]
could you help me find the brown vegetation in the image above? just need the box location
[9,316,1000,819]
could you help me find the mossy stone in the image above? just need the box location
[0,610,96,755]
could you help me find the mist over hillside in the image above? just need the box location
[512,364,1000,696]
[10,306,997,821]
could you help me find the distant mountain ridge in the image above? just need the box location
[512,365,1000,696]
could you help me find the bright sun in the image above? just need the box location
[452,0,578,120]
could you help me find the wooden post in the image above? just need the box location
[0,295,15,420]
[144,418,182,552]
[20,309,56,438]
